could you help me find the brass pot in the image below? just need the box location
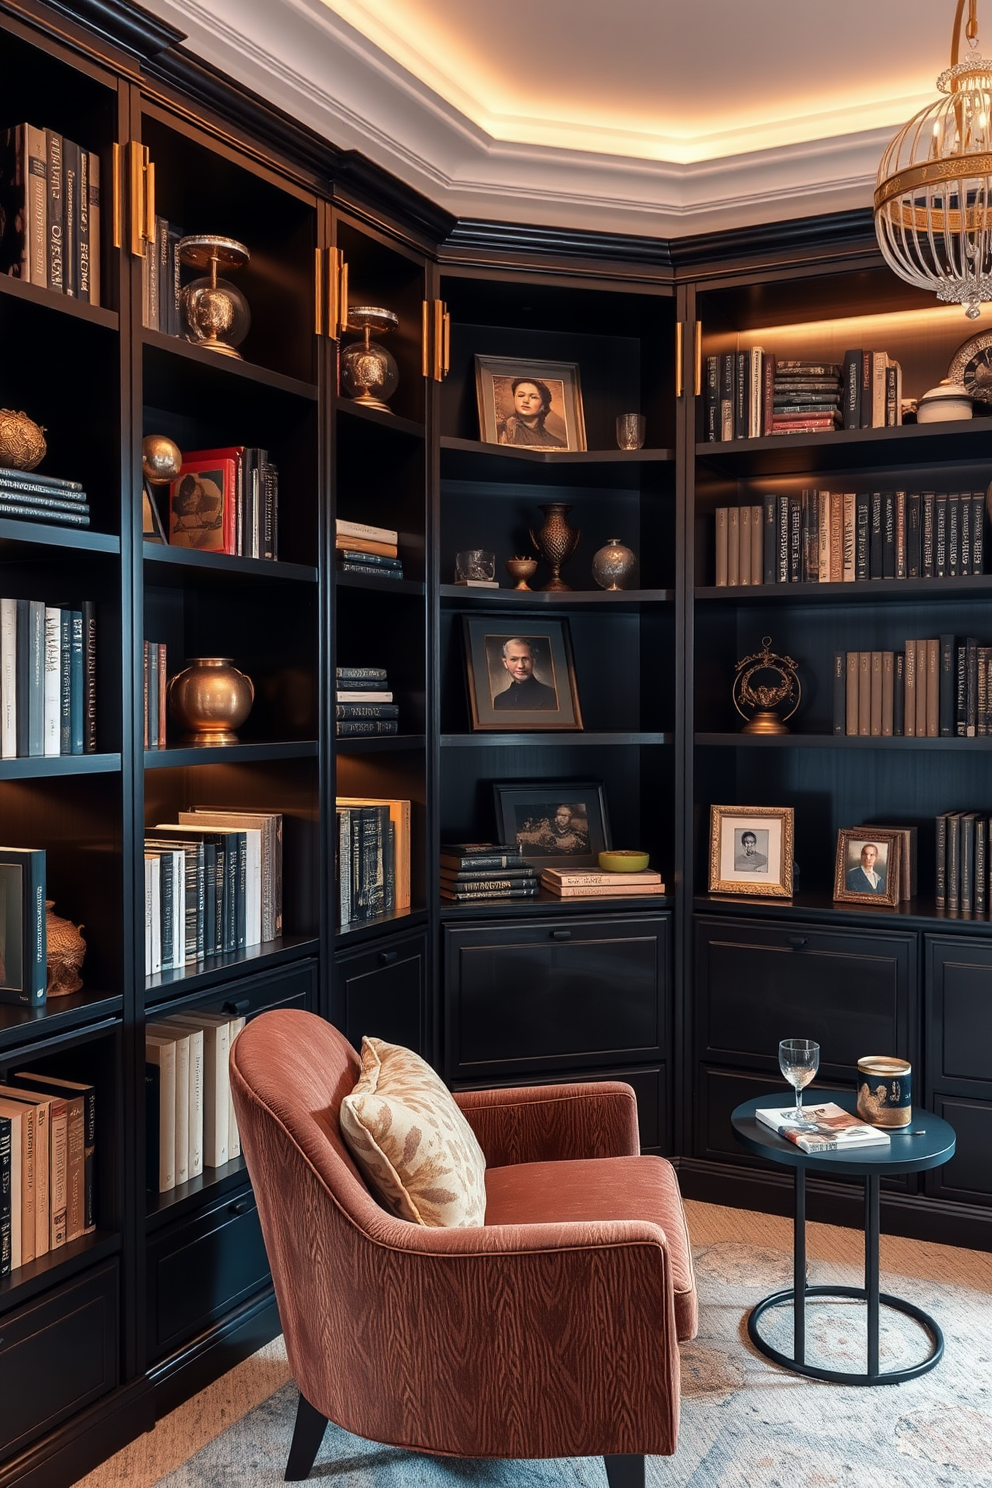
[167,657,254,744]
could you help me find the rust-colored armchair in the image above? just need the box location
[230,1010,697,1488]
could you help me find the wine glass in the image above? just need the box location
[779,1038,820,1111]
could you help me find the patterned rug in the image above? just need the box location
[154,1240,992,1487]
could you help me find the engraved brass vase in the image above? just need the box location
[167,657,254,745]
[529,503,580,591]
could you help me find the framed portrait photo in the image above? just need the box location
[475,355,586,452]
[493,781,610,870]
[708,805,794,897]
[833,828,901,907]
[462,616,582,731]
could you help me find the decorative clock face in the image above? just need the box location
[948,332,992,403]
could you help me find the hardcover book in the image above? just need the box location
[0,847,46,1007]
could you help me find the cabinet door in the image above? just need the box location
[924,938,992,1206]
[445,914,669,1081]
[335,931,428,1056]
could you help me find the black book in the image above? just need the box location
[907,492,921,579]
[335,675,391,691]
[935,813,949,910]
[860,349,872,429]
[81,599,97,753]
[762,493,777,584]
[882,492,895,578]
[719,354,735,441]
[262,462,279,561]
[336,720,399,736]
[776,495,790,582]
[939,635,956,737]
[959,493,971,576]
[46,129,64,292]
[0,468,85,494]
[337,549,402,570]
[337,666,388,680]
[77,147,90,302]
[961,813,977,914]
[971,492,985,574]
[966,635,979,737]
[947,495,960,577]
[947,811,962,912]
[62,137,79,298]
[157,848,175,969]
[956,643,967,737]
[979,647,990,737]
[832,652,845,734]
[842,349,861,428]
[775,361,842,375]
[772,394,842,409]
[976,818,988,917]
[439,845,528,871]
[869,492,883,579]
[922,492,935,577]
[0,846,47,1007]
[855,491,870,580]
[0,499,90,526]
[440,885,539,902]
[335,703,400,719]
[788,498,802,582]
[0,1113,10,1276]
[439,866,536,884]
[0,483,89,511]
[935,493,948,577]
[893,651,905,736]
[734,350,748,440]
[705,355,719,441]
[773,376,843,391]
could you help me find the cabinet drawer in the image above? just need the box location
[445,914,669,1080]
[147,1187,269,1361]
[185,960,317,1022]
[925,937,992,1094]
[335,931,427,1056]
[0,1261,118,1456]
[925,1096,992,1204]
[695,917,917,1075]
[455,1063,668,1155]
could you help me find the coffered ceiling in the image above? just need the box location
[145,0,963,237]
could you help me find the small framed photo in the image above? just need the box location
[142,480,168,544]
[169,459,236,552]
[833,829,901,906]
[462,616,582,731]
[475,355,586,451]
[493,781,610,869]
[708,805,795,897]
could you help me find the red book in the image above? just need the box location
[169,456,237,553]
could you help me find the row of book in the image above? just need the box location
[160,447,279,562]
[0,1068,95,1275]
[0,466,91,530]
[0,123,101,303]
[714,490,986,587]
[336,796,411,926]
[143,641,168,749]
[336,666,399,737]
[832,637,992,738]
[439,844,537,902]
[0,597,97,758]
[143,808,283,975]
[335,518,404,580]
[936,811,992,915]
[704,352,902,441]
[540,867,665,898]
[146,1011,244,1194]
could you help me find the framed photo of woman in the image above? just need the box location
[475,356,586,452]
[708,805,794,897]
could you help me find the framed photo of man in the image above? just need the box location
[493,781,610,870]
[475,355,586,452]
[833,828,901,907]
[462,616,582,731]
[708,805,794,897]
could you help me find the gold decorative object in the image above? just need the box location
[505,556,538,590]
[45,900,86,997]
[179,235,251,357]
[0,408,47,470]
[530,503,580,592]
[142,434,183,484]
[857,1056,913,1128]
[167,656,255,744]
[732,636,801,735]
[875,0,992,316]
[592,538,636,591]
[340,307,400,411]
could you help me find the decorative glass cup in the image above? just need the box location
[616,413,646,450]
[455,550,495,583]
[778,1038,820,1110]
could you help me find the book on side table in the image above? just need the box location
[755,1102,891,1153]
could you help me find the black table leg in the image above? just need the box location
[794,1164,806,1365]
[865,1173,880,1380]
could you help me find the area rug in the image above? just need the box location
[154,1240,992,1488]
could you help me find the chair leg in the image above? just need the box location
[285,1391,328,1481]
[604,1455,645,1488]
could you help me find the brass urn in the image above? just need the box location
[167,657,255,744]
[529,503,580,591]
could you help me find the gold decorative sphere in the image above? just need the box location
[142,435,183,484]
[0,409,47,471]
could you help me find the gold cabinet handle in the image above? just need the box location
[129,142,145,258]
[432,299,448,381]
[338,259,349,339]
[694,320,702,397]
[144,158,156,245]
[314,248,323,335]
[112,143,123,250]
[675,321,684,399]
[327,248,340,339]
[442,309,451,379]
[421,300,429,377]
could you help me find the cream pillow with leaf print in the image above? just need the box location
[340,1037,487,1227]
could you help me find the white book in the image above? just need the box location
[0,598,16,758]
[0,1099,24,1272]
[0,1091,37,1264]
[147,1025,189,1186]
[145,1034,177,1192]
[754,1102,891,1153]
[144,853,161,975]
[336,690,393,703]
[227,1017,245,1158]
[0,1086,51,1259]
[43,607,61,756]
[335,517,397,544]
[159,1017,204,1177]
[170,1016,230,1168]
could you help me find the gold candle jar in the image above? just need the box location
[856,1056,912,1127]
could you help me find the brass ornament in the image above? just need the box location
[167,656,255,744]
[505,556,538,590]
[732,636,801,735]
[142,434,183,484]
[178,235,251,358]
[45,900,86,997]
[340,306,400,412]
[530,503,580,592]
[0,409,47,471]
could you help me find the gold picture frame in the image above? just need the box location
[708,805,794,897]
[474,355,586,452]
[833,828,901,907]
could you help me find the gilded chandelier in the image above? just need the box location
[875,0,992,317]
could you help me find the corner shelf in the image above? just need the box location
[441,732,672,747]
[142,329,318,402]
[335,399,425,439]
[440,436,674,487]
[144,741,317,768]
[439,585,674,608]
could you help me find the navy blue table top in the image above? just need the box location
[731,1090,956,1178]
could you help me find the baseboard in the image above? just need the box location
[146,1289,282,1421]
[0,1379,155,1488]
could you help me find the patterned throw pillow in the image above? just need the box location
[339,1037,487,1227]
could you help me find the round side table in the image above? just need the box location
[731,1091,956,1386]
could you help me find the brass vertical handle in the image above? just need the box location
[327,248,341,339]
[421,300,429,377]
[112,143,122,249]
[442,309,451,378]
[694,320,703,397]
[144,158,156,245]
[338,259,349,338]
[129,142,145,258]
[432,299,448,381]
[675,320,684,398]
[314,248,323,335]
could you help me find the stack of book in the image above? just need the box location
[1,124,101,303]
[0,597,97,758]
[841,349,903,429]
[704,353,848,440]
[0,1068,96,1274]
[168,447,279,561]
[336,666,398,736]
[771,359,843,435]
[834,636,992,739]
[142,808,283,975]
[540,867,665,898]
[439,844,538,902]
[145,1011,245,1193]
[0,467,91,529]
[937,811,990,915]
[335,518,403,579]
[336,797,411,926]
[143,640,168,748]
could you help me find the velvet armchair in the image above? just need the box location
[230,1009,697,1488]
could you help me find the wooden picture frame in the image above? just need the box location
[708,805,794,897]
[462,616,583,731]
[493,781,610,870]
[833,828,901,906]
[475,355,586,451]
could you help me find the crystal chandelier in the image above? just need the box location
[875,0,992,317]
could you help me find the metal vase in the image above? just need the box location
[529,503,580,591]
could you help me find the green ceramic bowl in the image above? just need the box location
[598,850,650,873]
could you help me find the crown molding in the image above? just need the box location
[39,0,184,57]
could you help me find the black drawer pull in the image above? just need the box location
[550,930,571,941]
[787,935,809,949]
[229,1199,250,1216]
[378,950,399,965]
[223,998,251,1016]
